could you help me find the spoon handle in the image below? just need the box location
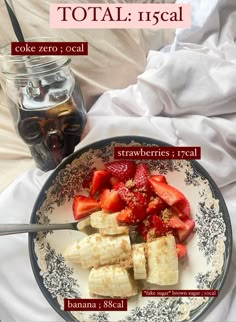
[0,223,77,236]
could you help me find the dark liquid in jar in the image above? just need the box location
[12,92,86,171]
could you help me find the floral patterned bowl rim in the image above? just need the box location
[28,136,232,322]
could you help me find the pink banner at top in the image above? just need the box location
[50,3,191,29]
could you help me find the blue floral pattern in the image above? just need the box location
[38,242,80,299]
[89,312,110,322]
[120,299,184,322]
[195,200,226,263]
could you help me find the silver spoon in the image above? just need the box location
[0,220,138,243]
[0,221,80,236]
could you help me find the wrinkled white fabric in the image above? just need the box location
[0,0,236,321]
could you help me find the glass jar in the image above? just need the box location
[0,37,87,171]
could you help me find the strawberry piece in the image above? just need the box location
[137,214,168,240]
[73,195,100,220]
[148,174,167,184]
[171,206,189,220]
[90,170,111,196]
[117,192,148,225]
[136,215,153,241]
[113,181,125,191]
[168,216,186,229]
[176,244,187,258]
[128,191,147,220]
[105,160,136,181]
[110,176,121,187]
[177,219,195,242]
[116,207,135,224]
[118,183,133,203]
[133,163,149,191]
[148,179,190,217]
[173,199,191,218]
[152,215,168,236]
[118,183,147,220]
[146,197,166,214]
[100,189,125,212]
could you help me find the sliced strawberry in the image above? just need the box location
[118,183,133,203]
[110,176,121,187]
[137,214,168,240]
[148,174,167,184]
[117,192,148,224]
[113,181,125,191]
[171,206,189,220]
[152,215,168,236]
[133,163,149,191]
[128,191,147,220]
[177,219,195,242]
[136,215,153,241]
[100,189,125,212]
[118,183,147,219]
[116,207,135,224]
[173,198,191,218]
[176,244,187,258]
[146,197,166,215]
[168,216,186,229]
[73,195,100,220]
[105,160,136,181]
[148,180,189,213]
[90,170,111,196]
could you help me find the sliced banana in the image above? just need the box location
[70,233,132,269]
[132,243,147,280]
[99,226,129,236]
[63,240,81,264]
[90,211,120,228]
[76,216,91,230]
[146,235,178,285]
[88,265,138,297]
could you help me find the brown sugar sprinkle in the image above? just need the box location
[125,179,135,189]
[143,243,148,258]
[132,246,143,255]
[161,208,173,223]
[133,244,146,263]
[95,234,102,242]
[146,228,158,242]
[93,263,100,269]
[133,187,144,193]
[120,239,130,252]
[117,256,133,269]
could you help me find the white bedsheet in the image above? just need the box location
[0,0,236,321]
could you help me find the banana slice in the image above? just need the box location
[99,226,129,235]
[88,265,138,297]
[76,216,91,230]
[90,211,119,228]
[77,233,132,269]
[91,211,129,235]
[63,240,81,264]
[132,243,147,280]
[146,235,178,285]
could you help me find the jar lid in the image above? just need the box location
[0,37,70,78]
